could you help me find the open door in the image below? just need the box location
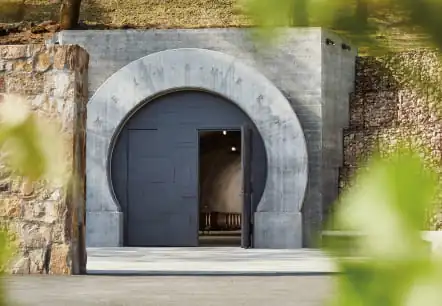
[241,125,253,248]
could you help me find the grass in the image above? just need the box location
[0,0,436,54]
[6,0,251,28]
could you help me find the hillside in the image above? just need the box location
[0,0,435,54]
[1,0,251,27]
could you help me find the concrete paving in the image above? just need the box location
[86,247,338,275]
[5,247,336,305]
[6,275,334,306]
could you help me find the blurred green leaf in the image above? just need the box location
[0,94,67,300]
[1,115,46,180]
[324,145,442,306]
[241,0,442,53]
[0,95,67,184]
[239,8,442,306]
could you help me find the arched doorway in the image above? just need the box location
[110,90,267,247]
[86,48,308,248]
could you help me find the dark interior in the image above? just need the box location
[198,130,242,247]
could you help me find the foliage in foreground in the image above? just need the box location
[0,94,66,303]
[326,147,442,306]
[0,95,66,183]
[241,1,442,305]
[241,0,442,54]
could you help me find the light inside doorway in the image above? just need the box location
[198,130,242,247]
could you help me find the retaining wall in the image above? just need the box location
[0,44,88,274]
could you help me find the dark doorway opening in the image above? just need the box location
[198,130,243,247]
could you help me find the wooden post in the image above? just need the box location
[59,0,82,30]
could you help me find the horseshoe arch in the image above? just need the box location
[85,48,308,248]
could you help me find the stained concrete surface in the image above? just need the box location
[6,275,333,306]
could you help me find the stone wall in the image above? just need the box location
[340,51,442,229]
[0,45,88,274]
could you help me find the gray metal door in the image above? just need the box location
[111,90,267,247]
[126,128,198,247]
[241,125,253,248]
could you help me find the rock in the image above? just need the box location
[0,198,23,218]
[0,74,4,91]
[6,72,44,96]
[11,256,30,274]
[12,59,32,72]
[0,45,28,60]
[49,244,71,274]
[21,178,34,197]
[29,248,46,273]
[34,52,52,72]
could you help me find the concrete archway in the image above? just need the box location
[86,48,308,248]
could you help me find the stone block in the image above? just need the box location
[6,72,44,95]
[28,94,49,110]
[0,45,28,60]
[0,198,23,218]
[49,243,71,274]
[29,248,46,273]
[22,45,43,57]
[0,73,4,92]
[18,222,52,249]
[21,200,60,224]
[12,59,33,72]
[52,71,74,98]
[51,221,69,244]
[34,52,53,72]
[54,45,89,72]
[11,256,30,274]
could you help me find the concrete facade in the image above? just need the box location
[82,48,308,248]
[57,28,356,248]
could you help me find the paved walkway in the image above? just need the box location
[7,275,333,306]
[86,247,337,275]
[5,248,336,305]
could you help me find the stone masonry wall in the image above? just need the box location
[0,45,88,274]
[340,51,442,229]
